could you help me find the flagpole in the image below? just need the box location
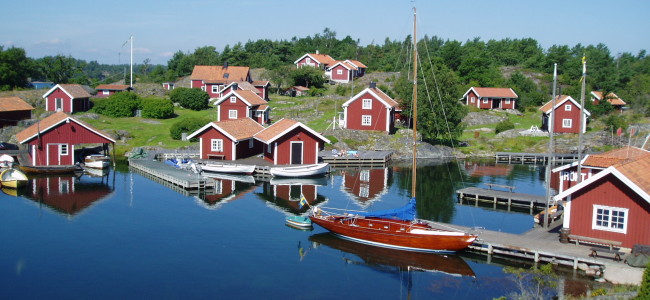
[130,35,133,88]
[576,56,587,184]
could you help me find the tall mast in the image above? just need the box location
[411,7,418,199]
[544,63,557,228]
[576,56,586,183]
[130,35,134,88]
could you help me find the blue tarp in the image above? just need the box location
[356,198,417,221]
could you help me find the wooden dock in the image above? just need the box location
[129,159,215,192]
[495,152,578,164]
[320,150,392,166]
[456,186,548,213]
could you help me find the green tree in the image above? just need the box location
[92,91,141,117]
[169,87,210,111]
[0,46,33,90]
[289,67,325,88]
[37,55,83,83]
[169,117,211,141]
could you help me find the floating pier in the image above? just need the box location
[495,152,578,164]
[456,185,548,213]
[320,150,392,166]
[129,159,215,193]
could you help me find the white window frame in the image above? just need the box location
[211,139,223,152]
[505,99,511,104]
[565,104,572,111]
[360,170,370,182]
[55,98,63,111]
[337,69,343,75]
[59,144,68,156]
[471,97,475,103]
[229,110,238,119]
[562,118,572,128]
[361,115,372,126]
[362,98,372,109]
[102,90,110,95]
[212,85,219,93]
[230,96,237,103]
[482,98,489,104]
[306,57,311,63]
[592,205,628,234]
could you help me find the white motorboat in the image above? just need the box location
[84,154,111,169]
[201,163,256,175]
[269,163,329,177]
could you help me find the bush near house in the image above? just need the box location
[495,119,515,134]
[141,98,174,119]
[169,117,211,141]
[92,91,141,117]
[170,87,209,111]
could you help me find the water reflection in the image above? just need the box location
[256,178,328,215]
[198,178,257,209]
[339,167,392,208]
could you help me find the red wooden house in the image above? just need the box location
[42,84,92,113]
[94,84,132,98]
[212,87,270,125]
[342,83,399,133]
[252,80,271,100]
[555,154,650,248]
[0,96,34,127]
[341,167,390,208]
[186,118,264,161]
[294,52,336,70]
[345,59,367,77]
[219,81,263,99]
[591,91,626,111]
[551,146,650,194]
[15,112,115,167]
[462,87,518,109]
[254,118,330,165]
[539,95,590,134]
[327,60,368,83]
[190,64,251,99]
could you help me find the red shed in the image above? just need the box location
[462,87,518,110]
[328,61,357,83]
[16,112,115,167]
[540,95,590,134]
[42,84,92,113]
[212,88,269,125]
[555,154,650,248]
[0,96,34,127]
[94,84,132,98]
[342,83,399,133]
[254,118,330,165]
[186,118,264,161]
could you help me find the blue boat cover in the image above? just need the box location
[356,197,416,221]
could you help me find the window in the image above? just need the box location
[565,104,572,111]
[59,144,68,155]
[211,139,223,152]
[362,98,372,109]
[55,98,63,111]
[359,184,369,198]
[249,139,253,148]
[102,90,110,95]
[562,119,572,128]
[483,98,489,104]
[362,115,371,126]
[229,110,238,119]
[306,58,311,63]
[267,144,272,153]
[337,69,343,75]
[230,96,237,103]
[592,205,628,233]
[471,97,475,103]
[360,170,370,182]
[212,86,219,93]
[505,99,510,104]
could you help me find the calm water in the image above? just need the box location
[0,160,598,299]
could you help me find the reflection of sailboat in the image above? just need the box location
[309,233,475,277]
[309,8,477,253]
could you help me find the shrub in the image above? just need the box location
[602,114,628,132]
[141,98,174,119]
[169,117,211,141]
[495,120,515,134]
[637,262,650,299]
[170,87,210,111]
[92,91,141,117]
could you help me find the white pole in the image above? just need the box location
[130,35,133,88]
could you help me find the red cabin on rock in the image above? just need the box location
[42,84,92,113]
[463,87,518,110]
[540,95,590,134]
[186,118,264,161]
[254,119,330,165]
[342,83,399,133]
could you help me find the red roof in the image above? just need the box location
[213,118,264,140]
[254,118,330,144]
[191,65,250,83]
[584,146,650,168]
[539,95,590,116]
[44,84,91,99]
[591,91,626,106]
[346,59,367,68]
[0,96,34,112]
[16,112,115,144]
[343,86,398,108]
[469,87,518,98]
[95,84,131,91]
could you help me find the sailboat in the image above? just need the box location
[309,8,477,253]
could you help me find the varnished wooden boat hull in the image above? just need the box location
[310,215,476,253]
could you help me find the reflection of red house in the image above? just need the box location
[212,87,269,125]
[187,118,264,161]
[25,175,113,216]
[254,119,330,165]
[540,95,590,134]
[341,167,390,208]
[555,154,650,248]
[551,146,650,194]
[16,112,115,167]
[0,96,34,127]
[94,84,132,98]
[462,87,518,110]
[342,83,398,133]
[464,161,513,177]
[43,84,92,113]
[201,180,256,208]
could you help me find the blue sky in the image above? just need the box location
[2,0,648,65]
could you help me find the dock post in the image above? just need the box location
[459,193,464,205]
[529,201,534,214]
[573,259,578,269]
[475,194,478,207]
[507,198,512,211]
[534,251,540,262]
[493,196,497,208]
[487,244,493,255]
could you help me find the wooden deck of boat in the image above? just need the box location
[456,186,548,213]
[320,150,392,166]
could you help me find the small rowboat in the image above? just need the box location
[84,154,111,169]
[201,163,256,175]
[285,216,313,230]
[0,168,28,189]
[270,163,329,177]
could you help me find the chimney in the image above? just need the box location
[223,61,228,68]
[232,83,238,90]
[369,82,376,89]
